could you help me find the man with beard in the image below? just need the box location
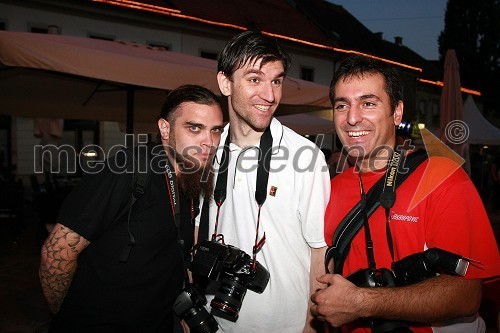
[40,85,224,333]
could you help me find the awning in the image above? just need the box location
[0,31,331,131]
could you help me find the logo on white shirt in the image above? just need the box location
[269,186,278,197]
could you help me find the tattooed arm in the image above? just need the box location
[39,223,90,313]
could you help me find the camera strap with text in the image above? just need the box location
[164,159,193,287]
[325,149,428,275]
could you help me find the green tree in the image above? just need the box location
[438,0,499,117]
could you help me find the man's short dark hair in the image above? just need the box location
[217,31,291,79]
[159,84,222,123]
[329,55,403,113]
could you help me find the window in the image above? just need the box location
[418,100,426,120]
[200,51,218,60]
[0,116,11,176]
[300,67,314,82]
[31,26,49,34]
[60,120,100,175]
[432,100,440,126]
[31,25,60,34]
[88,33,115,41]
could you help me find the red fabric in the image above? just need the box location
[325,157,500,333]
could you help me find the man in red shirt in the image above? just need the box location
[311,55,500,333]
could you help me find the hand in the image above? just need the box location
[310,274,364,328]
[180,319,190,333]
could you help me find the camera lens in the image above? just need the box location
[183,307,219,333]
[210,273,247,321]
[173,288,218,333]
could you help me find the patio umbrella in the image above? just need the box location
[439,49,469,173]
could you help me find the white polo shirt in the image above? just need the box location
[198,118,330,333]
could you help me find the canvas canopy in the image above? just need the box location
[276,113,334,135]
[463,95,500,145]
[0,31,331,131]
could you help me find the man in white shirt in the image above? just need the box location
[196,31,330,333]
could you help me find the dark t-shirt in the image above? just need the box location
[49,147,194,333]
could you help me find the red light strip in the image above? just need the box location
[91,0,246,30]
[93,0,423,73]
[168,14,246,31]
[92,0,180,13]
[417,78,481,96]
[263,32,423,72]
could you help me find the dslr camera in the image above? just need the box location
[346,248,470,333]
[172,284,219,333]
[346,268,413,333]
[190,240,270,321]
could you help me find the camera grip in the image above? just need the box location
[423,248,469,276]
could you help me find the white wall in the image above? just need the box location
[1,2,336,176]
[287,53,335,86]
[0,3,189,55]
[0,3,336,81]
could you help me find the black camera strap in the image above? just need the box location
[358,148,404,271]
[211,126,273,265]
[164,159,192,287]
[357,168,376,270]
[380,148,404,261]
[325,149,428,275]
[118,144,152,264]
[117,147,194,287]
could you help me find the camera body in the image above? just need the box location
[346,248,469,333]
[346,268,413,333]
[190,240,270,320]
[391,247,469,286]
[346,267,396,288]
[172,284,218,333]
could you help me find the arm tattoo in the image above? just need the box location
[39,224,90,313]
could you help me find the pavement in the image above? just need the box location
[0,199,499,333]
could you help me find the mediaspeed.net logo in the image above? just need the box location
[408,125,466,210]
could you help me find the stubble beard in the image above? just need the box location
[230,97,273,132]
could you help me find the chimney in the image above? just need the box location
[374,32,383,40]
[394,36,403,46]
